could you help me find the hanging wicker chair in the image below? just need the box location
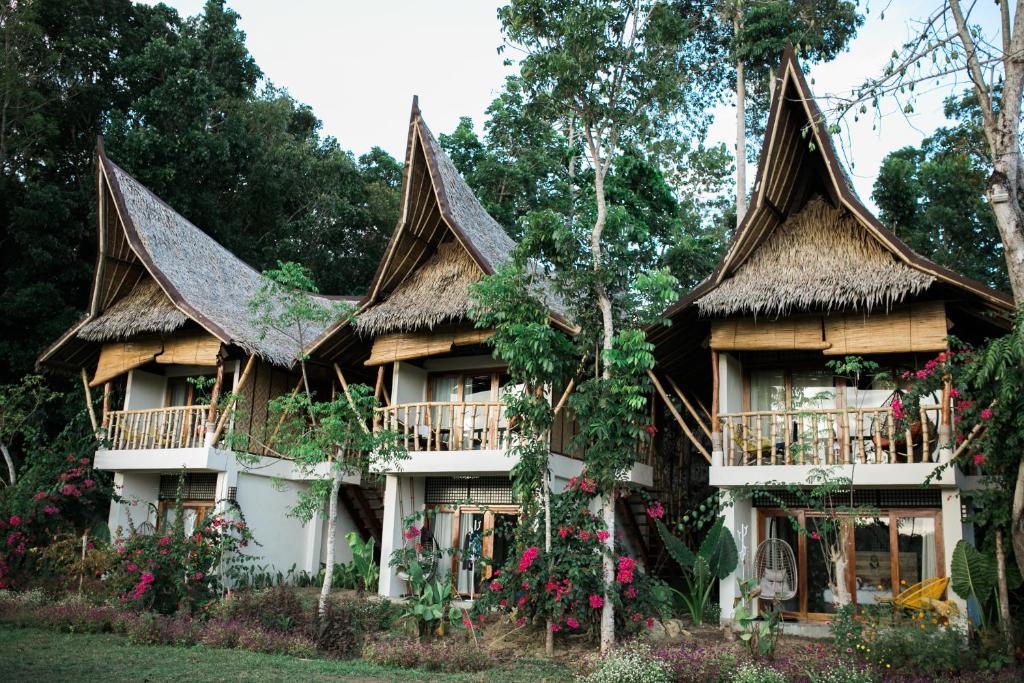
[754,537,798,602]
[396,532,440,582]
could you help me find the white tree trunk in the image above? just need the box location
[318,468,343,617]
[0,442,15,487]
[544,467,554,656]
[600,494,616,653]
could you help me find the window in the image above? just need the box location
[759,508,943,619]
[426,370,510,450]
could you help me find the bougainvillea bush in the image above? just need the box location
[107,491,255,615]
[471,475,670,637]
[0,452,109,589]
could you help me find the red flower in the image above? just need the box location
[891,397,904,421]
[643,424,657,435]
[811,531,821,541]
[140,571,154,584]
[558,526,571,538]
[646,501,664,519]
[42,506,58,515]
[126,563,138,572]
[625,586,637,599]
[33,492,47,501]
[566,617,579,629]
[492,569,501,577]
[499,598,508,607]
[402,525,420,540]
[949,388,960,398]
[981,408,993,421]
[579,529,590,541]
[517,595,527,607]
[550,623,561,632]
[616,556,637,584]
[518,546,540,572]
[973,453,986,466]
[589,594,604,609]
[8,516,20,526]
[489,581,504,591]
[646,617,655,628]
[597,530,610,542]
[157,536,171,546]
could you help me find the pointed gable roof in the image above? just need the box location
[308,99,569,363]
[662,45,1012,321]
[38,144,341,371]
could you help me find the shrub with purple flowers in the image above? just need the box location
[362,637,489,673]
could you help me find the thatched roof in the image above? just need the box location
[77,279,188,341]
[307,99,572,363]
[39,147,340,371]
[356,241,481,336]
[697,197,935,316]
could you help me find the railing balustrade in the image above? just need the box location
[719,405,943,466]
[375,401,509,452]
[105,405,210,450]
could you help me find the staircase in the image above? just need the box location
[339,479,385,562]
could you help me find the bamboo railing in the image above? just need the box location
[375,401,509,452]
[105,405,210,450]
[719,404,943,466]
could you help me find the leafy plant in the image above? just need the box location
[950,539,997,628]
[655,515,737,625]
[345,531,378,593]
[398,556,462,639]
[733,577,784,660]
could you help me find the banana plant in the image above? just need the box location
[656,516,738,625]
[400,554,462,638]
[345,531,379,593]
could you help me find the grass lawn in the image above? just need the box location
[0,625,572,682]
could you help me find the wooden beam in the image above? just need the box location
[211,355,257,446]
[334,364,371,435]
[553,378,575,416]
[647,369,711,464]
[711,350,721,433]
[206,361,224,424]
[374,366,384,401]
[81,369,98,433]
[664,374,712,439]
[101,382,112,429]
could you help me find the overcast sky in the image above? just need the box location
[146,1,1002,210]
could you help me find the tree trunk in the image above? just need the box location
[995,529,1015,655]
[318,468,343,618]
[0,441,15,486]
[1011,457,1024,581]
[544,467,554,656]
[734,4,747,226]
[600,494,616,653]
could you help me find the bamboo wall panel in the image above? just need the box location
[91,339,162,386]
[365,328,494,366]
[824,302,947,355]
[711,316,827,351]
[155,333,222,366]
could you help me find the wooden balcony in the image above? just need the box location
[720,404,944,466]
[105,405,210,450]
[375,401,509,452]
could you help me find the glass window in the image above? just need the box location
[853,518,892,604]
[895,516,938,589]
[792,370,835,409]
[806,517,839,615]
[751,370,786,412]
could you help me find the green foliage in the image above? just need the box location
[872,90,1009,291]
[344,531,378,594]
[580,640,672,683]
[0,375,59,485]
[731,663,788,683]
[655,516,737,625]
[734,577,784,660]
[397,557,463,639]
[951,539,997,626]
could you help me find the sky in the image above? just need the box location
[146,1,1002,210]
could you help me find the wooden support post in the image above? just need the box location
[81,369,98,434]
[211,355,257,446]
[710,350,722,464]
[939,374,953,452]
[334,364,370,435]
[207,361,224,424]
[101,382,112,429]
[374,366,384,401]
[647,370,711,463]
[553,378,575,416]
[665,374,712,439]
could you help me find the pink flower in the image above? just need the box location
[61,485,81,497]
[191,572,204,581]
[646,617,655,629]
[462,617,473,629]
[517,595,527,607]
[643,424,657,435]
[973,453,986,466]
[157,536,171,546]
[646,501,664,519]
[811,531,821,541]
[616,556,636,584]
[579,529,590,541]
[499,598,508,607]
[489,581,504,591]
[550,623,561,632]
[981,408,993,421]
[589,594,604,609]
[597,530,610,542]
[516,617,526,626]
[566,617,579,629]
[126,563,138,572]
[33,491,47,501]
[403,525,420,541]
[82,479,95,488]
[42,506,58,515]
[140,571,154,584]
[80,457,90,465]
[492,569,501,577]
[915,369,929,379]
[949,388,960,398]
[891,397,903,421]
[558,526,571,538]
[8,516,20,526]
[518,546,540,572]
[625,586,638,599]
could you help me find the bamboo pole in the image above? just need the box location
[102,382,112,429]
[211,355,257,445]
[81,369,98,433]
[665,374,712,439]
[647,369,710,463]
[334,364,370,435]
[207,361,224,424]
[553,378,575,416]
[710,351,720,434]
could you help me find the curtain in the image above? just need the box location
[431,512,454,585]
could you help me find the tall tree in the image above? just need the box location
[724,0,861,223]
[499,0,714,652]
[873,91,1009,291]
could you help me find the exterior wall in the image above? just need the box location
[108,472,160,536]
[234,472,319,575]
[718,490,755,623]
[720,353,743,414]
[124,369,166,410]
[393,362,427,404]
[319,500,358,566]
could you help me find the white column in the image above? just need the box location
[378,474,404,597]
[940,488,969,626]
[719,490,752,624]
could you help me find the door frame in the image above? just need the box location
[425,503,520,598]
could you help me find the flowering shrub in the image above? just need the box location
[107,484,255,614]
[0,454,108,589]
[362,637,490,672]
[472,480,669,637]
[732,663,789,683]
[578,640,672,683]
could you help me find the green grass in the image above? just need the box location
[0,625,571,682]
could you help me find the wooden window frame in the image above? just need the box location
[756,507,944,621]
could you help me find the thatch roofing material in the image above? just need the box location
[103,160,338,366]
[697,197,935,317]
[356,241,481,335]
[78,279,188,341]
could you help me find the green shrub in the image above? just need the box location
[362,637,490,672]
[579,641,673,683]
[220,586,308,633]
